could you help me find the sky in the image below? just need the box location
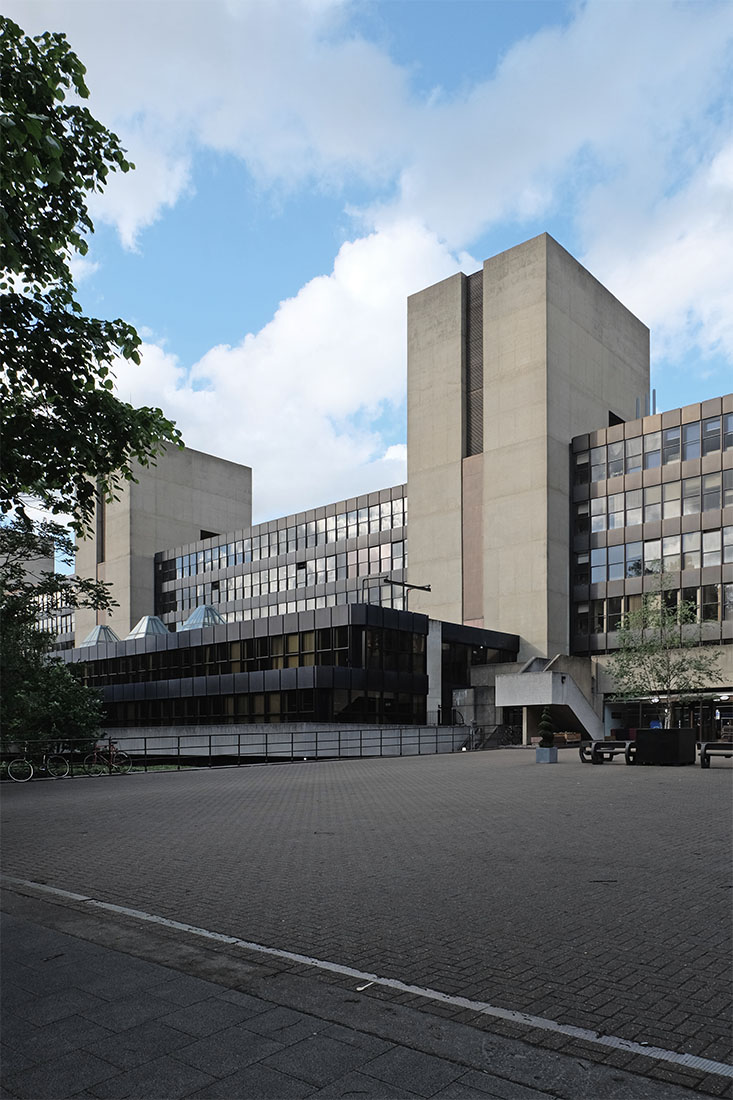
[10,0,733,524]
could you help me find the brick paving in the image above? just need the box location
[1,749,732,1097]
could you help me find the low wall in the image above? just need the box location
[101,724,466,763]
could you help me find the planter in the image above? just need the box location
[632,728,696,766]
[535,746,558,764]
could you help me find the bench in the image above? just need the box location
[579,740,632,764]
[698,741,733,769]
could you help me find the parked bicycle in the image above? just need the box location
[83,740,132,776]
[6,748,70,783]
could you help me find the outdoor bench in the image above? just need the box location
[698,741,733,769]
[579,740,632,764]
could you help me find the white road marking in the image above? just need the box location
[4,875,732,1080]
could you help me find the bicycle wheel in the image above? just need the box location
[83,754,105,776]
[46,755,70,778]
[8,758,33,782]
[112,751,132,774]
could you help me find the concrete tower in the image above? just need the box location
[407,233,650,659]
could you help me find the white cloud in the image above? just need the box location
[110,221,467,520]
[7,0,733,513]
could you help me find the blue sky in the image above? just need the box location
[11,0,733,522]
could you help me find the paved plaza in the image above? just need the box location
[1,748,732,1098]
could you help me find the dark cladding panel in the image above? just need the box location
[464,269,484,457]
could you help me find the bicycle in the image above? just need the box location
[83,740,132,776]
[6,749,70,783]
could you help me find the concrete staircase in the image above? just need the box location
[495,656,604,741]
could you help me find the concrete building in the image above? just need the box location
[407,233,649,658]
[74,447,252,642]
[61,234,731,740]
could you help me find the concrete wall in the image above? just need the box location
[407,273,465,623]
[407,234,649,661]
[76,447,252,641]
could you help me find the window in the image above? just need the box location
[625,488,642,526]
[590,446,606,482]
[724,413,733,451]
[608,544,624,580]
[724,470,733,509]
[644,539,661,574]
[662,426,681,465]
[590,497,606,532]
[644,431,661,468]
[607,596,623,631]
[574,552,590,585]
[682,476,701,515]
[701,584,720,622]
[702,530,721,567]
[626,541,643,577]
[625,436,642,473]
[725,526,733,565]
[575,603,589,634]
[591,599,605,633]
[608,493,624,529]
[702,417,721,455]
[681,532,700,571]
[663,481,681,519]
[607,441,624,478]
[662,534,681,572]
[702,471,721,512]
[574,501,589,534]
[644,484,661,522]
[682,422,700,461]
[724,583,733,621]
[590,547,606,584]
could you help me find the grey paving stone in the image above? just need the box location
[93,1019,194,1068]
[78,989,173,1031]
[310,1070,423,1098]
[320,1022,394,1058]
[217,987,276,1013]
[242,1005,319,1037]
[262,1032,382,1088]
[12,986,108,1026]
[150,974,226,1006]
[439,1069,555,1099]
[362,1047,465,1097]
[191,1062,315,1098]
[173,1023,284,1075]
[160,996,259,1038]
[0,1041,39,1077]
[3,1049,117,1100]
[86,1054,215,1099]
[33,1013,113,1058]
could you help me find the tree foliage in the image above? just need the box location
[0,16,182,533]
[608,574,723,728]
[1,518,109,750]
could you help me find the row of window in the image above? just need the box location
[575,584,733,635]
[38,612,75,636]
[574,527,733,584]
[171,588,409,625]
[162,543,407,614]
[574,413,733,484]
[164,499,407,580]
[80,627,427,686]
[576,471,733,532]
[103,688,427,728]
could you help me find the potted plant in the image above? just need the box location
[536,708,558,763]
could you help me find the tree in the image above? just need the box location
[0,16,182,533]
[608,573,723,729]
[1,518,110,750]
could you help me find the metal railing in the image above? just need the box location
[1,725,467,779]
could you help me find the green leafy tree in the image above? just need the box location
[0,16,182,533]
[608,574,723,729]
[1,518,110,751]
